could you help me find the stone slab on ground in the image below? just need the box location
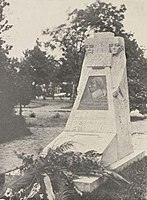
[74,176,102,193]
[110,150,145,171]
[73,150,145,193]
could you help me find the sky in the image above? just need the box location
[4,0,147,58]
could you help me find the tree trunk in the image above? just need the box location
[52,83,55,100]
[71,83,76,106]
[19,100,22,115]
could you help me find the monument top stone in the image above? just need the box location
[84,32,114,67]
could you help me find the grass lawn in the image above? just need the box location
[0,99,71,144]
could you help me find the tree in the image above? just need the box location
[23,44,60,85]
[22,43,60,99]
[0,0,18,117]
[43,0,147,112]
[0,1,32,143]
[125,37,147,112]
[142,59,147,93]
[9,58,33,115]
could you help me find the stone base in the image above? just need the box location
[110,150,145,171]
[73,150,145,192]
[73,176,103,193]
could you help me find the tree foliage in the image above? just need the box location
[125,37,147,112]
[10,58,33,106]
[43,0,147,112]
[23,44,60,86]
[0,0,18,117]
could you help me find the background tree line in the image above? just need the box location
[0,0,147,118]
[42,1,147,112]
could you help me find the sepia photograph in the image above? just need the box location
[0,0,147,199]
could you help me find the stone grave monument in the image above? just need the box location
[43,32,144,174]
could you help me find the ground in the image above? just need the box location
[0,98,147,174]
[0,98,71,173]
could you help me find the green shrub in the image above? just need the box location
[29,112,36,118]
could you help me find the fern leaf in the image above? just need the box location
[55,141,74,153]
[103,169,131,185]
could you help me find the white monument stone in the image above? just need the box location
[43,32,143,168]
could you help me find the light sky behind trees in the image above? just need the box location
[4,0,147,58]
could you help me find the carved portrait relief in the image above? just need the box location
[78,76,108,110]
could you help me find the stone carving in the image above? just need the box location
[109,37,132,160]
[109,37,126,97]
[78,76,108,110]
[85,44,94,54]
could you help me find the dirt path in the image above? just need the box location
[0,99,147,173]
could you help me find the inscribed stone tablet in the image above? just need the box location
[85,53,112,68]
